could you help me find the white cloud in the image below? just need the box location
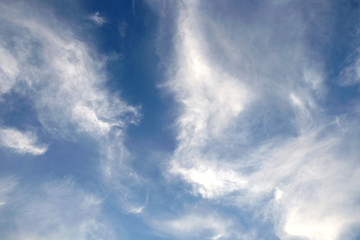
[170,159,248,199]
[151,210,254,240]
[0,128,47,155]
[251,129,360,240]
[0,177,17,207]
[164,214,230,240]
[169,9,250,147]
[0,2,139,139]
[3,179,115,240]
[72,104,112,135]
[0,46,19,96]
[154,0,360,239]
[88,12,106,26]
[338,49,360,86]
[0,0,143,214]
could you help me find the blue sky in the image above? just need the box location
[0,0,360,239]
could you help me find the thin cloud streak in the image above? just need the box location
[0,128,47,155]
[151,210,255,240]
[0,46,19,96]
[0,177,17,207]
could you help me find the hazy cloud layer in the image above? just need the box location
[0,178,115,240]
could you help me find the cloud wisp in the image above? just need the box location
[0,128,47,155]
[0,177,17,208]
[88,12,107,26]
[151,210,253,240]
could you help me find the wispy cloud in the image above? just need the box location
[118,21,128,38]
[0,2,138,138]
[1,0,359,239]
[88,12,107,26]
[0,128,47,155]
[0,177,17,207]
[338,49,360,86]
[0,46,19,96]
[1,178,115,240]
[153,0,360,239]
[0,0,143,217]
[151,210,255,240]
[0,1,139,155]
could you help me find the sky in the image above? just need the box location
[0,0,360,239]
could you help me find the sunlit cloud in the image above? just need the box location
[153,0,360,239]
[0,128,47,155]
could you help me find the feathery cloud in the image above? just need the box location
[1,179,115,240]
[151,210,255,240]
[0,0,142,215]
[0,128,47,155]
[154,0,360,239]
[88,12,106,26]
